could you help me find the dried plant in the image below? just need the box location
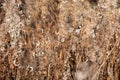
[0,0,120,80]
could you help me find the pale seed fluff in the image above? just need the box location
[75,70,88,80]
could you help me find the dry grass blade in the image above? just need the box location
[92,40,119,80]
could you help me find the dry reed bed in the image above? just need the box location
[0,0,120,80]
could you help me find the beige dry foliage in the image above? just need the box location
[0,0,120,80]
